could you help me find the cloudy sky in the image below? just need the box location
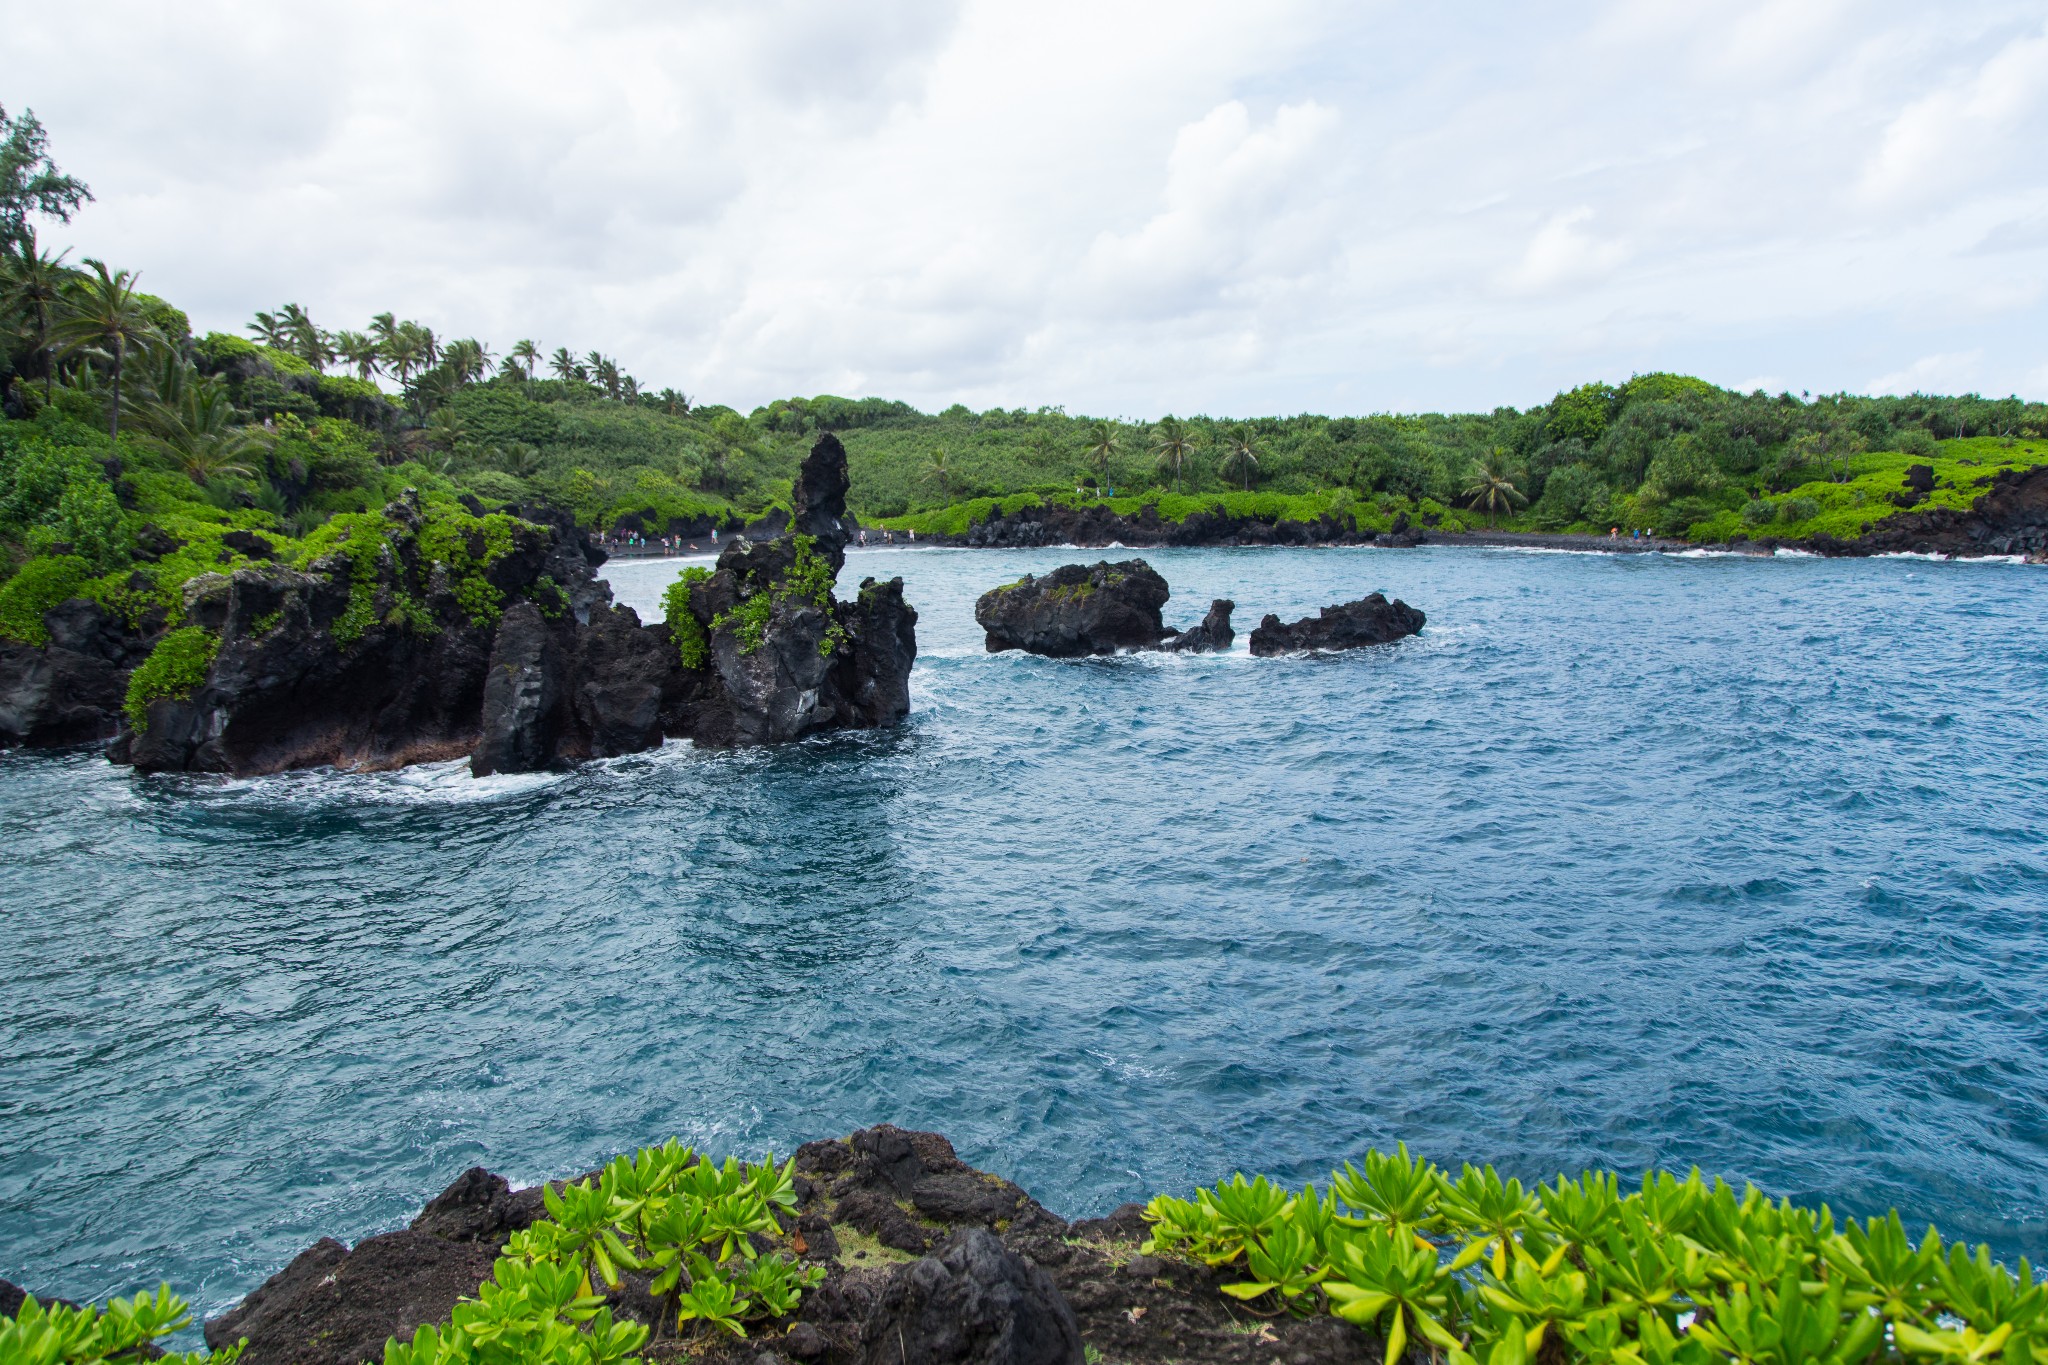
[7,1,2048,417]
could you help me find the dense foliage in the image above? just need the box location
[384,1143,820,1365]
[0,1284,242,1365]
[1144,1147,2046,1365]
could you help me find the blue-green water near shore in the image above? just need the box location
[2,545,2045,1318]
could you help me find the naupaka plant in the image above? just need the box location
[1138,1146,2048,1365]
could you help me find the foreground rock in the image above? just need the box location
[1248,593,1425,655]
[48,433,914,778]
[199,1125,1374,1365]
[974,561,1231,657]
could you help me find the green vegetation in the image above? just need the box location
[124,626,217,730]
[706,536,844,659]
[663,566,712,669]
[383,1142,821,1364]
[0,1284,242,1365]
[861,398,2048,543]
[1144,1145,2046,1365]
[0,550,87,643]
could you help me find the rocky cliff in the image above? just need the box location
[1,435,915,776]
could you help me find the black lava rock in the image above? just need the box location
[860,1228,1084,1365]
[1247,593,1425,655]
[974,561,1171,657]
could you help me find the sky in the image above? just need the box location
[5,0,2048,418]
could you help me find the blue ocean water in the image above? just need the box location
[2,545,2045,1319]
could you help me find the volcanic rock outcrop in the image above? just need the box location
[1247,593,1425,655]
[187,1125,1372,1365]
[973,560,1232,657]
[23,433,915,778]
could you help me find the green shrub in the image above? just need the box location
[1780,496,1822,523]
[194,332,261,370]
[1898,427,1939,457]
[0,554,90,644]
[0,1284,242,1365]
[663,567,712,669]
[1143,1146,2048,1365]
[381,1142,820,1363]
[48,470,130,570]
[124,627,218,731]
[1740,498,1775,526]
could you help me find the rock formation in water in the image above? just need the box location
[170,1124,1372,1365]
[1247,593,1425,655]
[1162,599,1235,653]
[12,433,917,778]
[973,560,1232,657]
[975,561,1169,657]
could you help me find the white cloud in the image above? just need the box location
[1860,24,2048,207]
[1866,351,1988,396]
[6,0,2048,414]
[1506,209,1630,294]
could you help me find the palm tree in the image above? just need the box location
[549,347,577,381]
[50,258,159,440]
[1219,425,1262,491]
[248,309,289,349]
[422,408,464,450]
[658,387,690,416]
[922,446,954,496]
[1462,447,1527,527]
[1,229,74,399]
[1082,420,1119,493]
[333,330,380,382]
[509,339,539,385]
[278,303,329,370]
[1151,415,1198,493]
[368,312,399,349]
[443,338,490,385]
[497,442,542,478]
[132,373,266,484]
[382,332,425,390]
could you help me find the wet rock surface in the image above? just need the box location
[1162,599,1235,653]
[973,561,1173,657]
[199,1126,1383,1365]
[0,597,153,748]
[1248,593,1426,655]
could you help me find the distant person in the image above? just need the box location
[1610,526,1619,539]
[909,529,916,542]
[711,527,719,543]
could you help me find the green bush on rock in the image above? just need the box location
[0,554,90,645]
[1142,1145,2048,1365]
[383,1142,821,1365]
[662,567,712,669]
[124,627,218,731]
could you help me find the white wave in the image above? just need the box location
[1772,547,1822,558]
[221,755,568,806]
[1875,551,2034,565]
